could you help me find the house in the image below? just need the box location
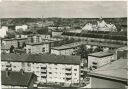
[2,38,27,49]
[25,41,50,54]
[15,25,28,32]
[1,53,81,86]
[1,70,37,88]
[87,59,127,88]
[88,51,115,70]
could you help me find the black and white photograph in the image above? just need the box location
[0,0,127,89]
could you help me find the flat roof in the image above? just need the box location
[1,53,81,65]
[26,41,52,46]
[3,38,27,41]
[51,41,123,50]
[117,46,127,51]
[88,59,127,82]
[88,51,114,58]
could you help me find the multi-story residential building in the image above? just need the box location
[51,42,83,55]
[2,38,27,48]
[86,59,127,88]
[88,51,115,70]
[1,53,81,86]
[2,70,37,88]
[28,34,51,43]
[25,42,50,54]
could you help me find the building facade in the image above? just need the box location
[25,42,50,54]
[1,53,81,85]
[88,51,114,70]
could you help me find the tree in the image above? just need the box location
[76,44,88,59]
[10,45,15,53]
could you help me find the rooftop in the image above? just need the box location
[1,53,81,65]
[88,59,127,82]
[88,51,114,58]
[117,46,128,51]
[1,71,35,87]
[26,41,52,46]
[52,41,123,50]
[3,38,27,41]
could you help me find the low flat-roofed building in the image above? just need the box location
[1,70,37,89]
[88,51,115,70]
[1,53,81,85]
[87,59,127,88]
[25,41,50,54]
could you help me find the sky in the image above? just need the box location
[0,1,127,18]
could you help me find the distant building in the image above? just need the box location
[2,38,27,48]
[1,70,37,88]
[1,53,81,85]
[52,31,63,37]
[82,20,117,32]
[15,25,28,32]
[87,59,127,88]
[25,42,50,54]
[0,26,8,38]
[88,51,115,70]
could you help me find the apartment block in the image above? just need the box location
[1,53,81,85]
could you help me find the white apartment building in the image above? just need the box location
[88,51,115,70]
[1,53,81,85]
[51,42,84,55]
[25,42,50,54]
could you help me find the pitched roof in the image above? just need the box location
[88,59,127,82]
[88,51,114,58]
[1,53,80,65]
[1,71,34,87]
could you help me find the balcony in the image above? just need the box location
[41,67,47,69]
[65,73,72,75]
[65,68,72,71]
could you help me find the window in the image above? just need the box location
[42,47,45,52]
[74,69,77,71]
[49,72,52,74]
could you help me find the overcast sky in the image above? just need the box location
[0,1,127,18]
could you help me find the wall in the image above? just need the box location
[88,55,114,69]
